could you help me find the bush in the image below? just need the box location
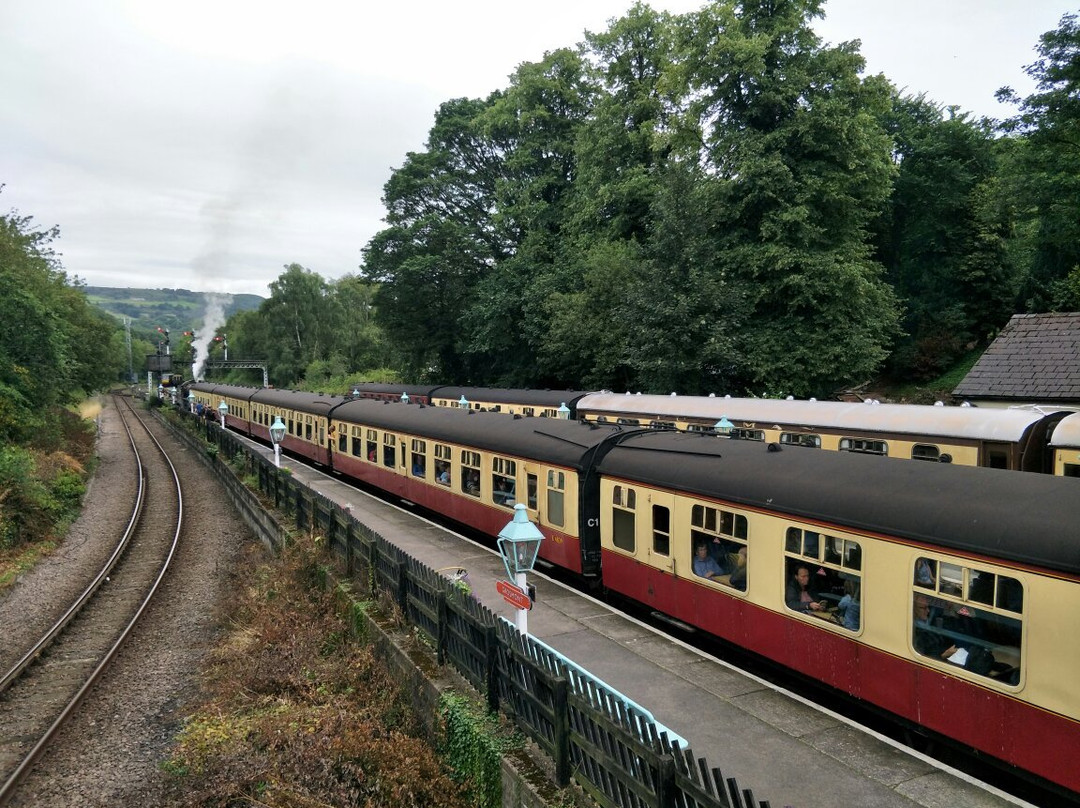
[163,540,471,808]
[0,446,73,548]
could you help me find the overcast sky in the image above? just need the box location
[1,0,1072,297]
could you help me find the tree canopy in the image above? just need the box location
[212,4,1080,397]
[0,204,124,444]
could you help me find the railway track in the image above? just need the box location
[0,396,184,805]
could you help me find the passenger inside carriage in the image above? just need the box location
[692,543,726,582]
[493,478,516,505]
[728,547,747,591]
[837,579,860,630]
[435,461,450,485]
[913,594,959,660]
[785,565,826,613]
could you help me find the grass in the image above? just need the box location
[0,540,58,592]
[875,350,984,404]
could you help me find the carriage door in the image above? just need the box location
[521,463,541,517]
[649,491,675,574]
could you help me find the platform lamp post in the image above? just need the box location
[458,395,469,410]
[269,415,287,468]
[218,400,229,428]
[714,416,734,436]
[557,402,571,419]
[497,504,544,635]
[187,392,195,414]
[401,392,410,404]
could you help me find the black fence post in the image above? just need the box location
[553,676,570,787]
[484,624,499,712]
[436,589,448,666]
[396,558,408,613]
[344,521,355,576]
[654,755,675,808]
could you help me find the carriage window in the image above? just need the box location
[366,429,378,463]
[784,527,861,631]
[839,438,887,455]
[434,443,452,486]
[382,433,397,468]
[547,470,565,527]
[611,485,636,552]
[686,423,713,433]
[730,428,764,441]
[649,420,676,430]
[985,445,1010,469]
[337,427,348,453]
[911,562,1024,684]
[690,503,748,591]
[780,432,821,448]
[460,450,481,498]
[617,418,639,426]
[652,505,670,556]
[492,457,516,507]
[1063,462,1080,477]
[351,426,363,457]
[912,444,941,461]
[526,473,538,509]
[305,416,313,441]
[411,439,426,478]
[523,407,535,417]
[914,557,937,588]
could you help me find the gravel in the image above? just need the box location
[0,399,254,807]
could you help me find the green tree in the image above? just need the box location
[333,274,392,372]
[0,206,123,442]
[260,264,340,387]
[876,96,1018,378]
[997,12,1080,310]
[667,0,900,396]
[459,48,598,384]
[363,98,503,381]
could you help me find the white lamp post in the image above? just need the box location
[557,402,571,419]
[497,504,544,635]
[218,400,229,427]
[458,395,469,410]
[269,415,287,468]
[400,392,410,404]
[187,392,195,413]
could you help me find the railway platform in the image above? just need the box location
[246,438,1032,808]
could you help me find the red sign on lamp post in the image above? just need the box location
[496,580,532,611]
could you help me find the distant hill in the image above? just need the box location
[85,287,264,334]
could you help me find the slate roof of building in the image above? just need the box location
[952,312,1080,401]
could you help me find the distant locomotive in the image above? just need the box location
[190,381,1080,799]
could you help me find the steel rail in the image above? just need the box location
[0,396,185,805]
[0,399,147,694]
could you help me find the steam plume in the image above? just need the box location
[192,293,232,380]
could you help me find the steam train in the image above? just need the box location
[190,381,1080,800]
[346,383,1080,476]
